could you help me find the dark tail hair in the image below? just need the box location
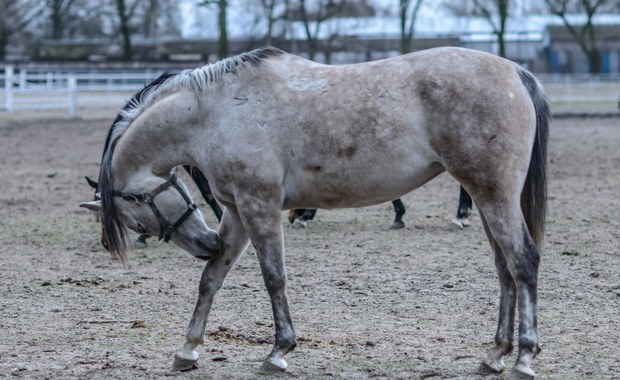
[517,67,550,250]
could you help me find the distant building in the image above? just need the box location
[543,24,620,74]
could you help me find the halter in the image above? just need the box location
[112,173,196,243]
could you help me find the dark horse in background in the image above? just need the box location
[288,186,473,229]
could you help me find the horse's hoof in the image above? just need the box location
[390,221,405,229]
[507,364,536,380]
[451,217,470,229]
[134,239,147,249]
[172,354,198,372]
[292,219,307,229]
[478,360,505,375]
[259,356,287,373]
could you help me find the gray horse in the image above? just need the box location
[80,46,549,379]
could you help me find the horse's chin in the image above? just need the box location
[171,230,221,260]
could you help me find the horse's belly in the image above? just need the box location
[283,160,444,210]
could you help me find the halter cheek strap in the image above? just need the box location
[113,173,197,243]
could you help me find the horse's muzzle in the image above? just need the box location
[193,231,221,260]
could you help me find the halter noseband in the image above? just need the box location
[112,173,197,242]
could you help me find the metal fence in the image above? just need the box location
[1,66,619,118]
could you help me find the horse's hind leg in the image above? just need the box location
[134,234,149,248]
[476,202,540,379]
[477,211,516,375]
[390,199,406,229]
[292,208,317,229]
[172,207,250,371]
[452,186,473,228]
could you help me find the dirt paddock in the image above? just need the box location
[0,115,618,379]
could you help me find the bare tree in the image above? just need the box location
[474,0,510,58]
[140,0,182,39]
[295,0,347,61]
[114,0,143,60]
[399,0,425,54]
[260,0,282,45]
[47,0,77,39]
[0,0,44,60]
[143,0,160,38]
[545,0,616,73]
[443,0,511,58]
[44,0,109,39]
[200,0,229,58]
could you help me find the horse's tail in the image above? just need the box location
[517,67,550,250]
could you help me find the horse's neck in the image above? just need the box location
[112,92,204,185]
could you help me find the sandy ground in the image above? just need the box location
[0,115,618,379]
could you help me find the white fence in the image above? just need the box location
[537,74,620,105]
[1,66,619,117]
[1,66,165,117]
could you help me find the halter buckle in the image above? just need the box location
[142,193,153,203]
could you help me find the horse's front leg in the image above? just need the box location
[237,199,296,372]
[172,207,250,371]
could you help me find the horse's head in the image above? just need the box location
[80,169,220,262]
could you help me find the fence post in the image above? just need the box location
[68,74,77,118]
[4,65,14,112]
[19,70,26,89]
[46,72,53,88]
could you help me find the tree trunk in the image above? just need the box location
[399,0,409,54]
[497,0,508,57]
[497,29,506,57]
[399,0,423,54]
[218,0,228,58]
[587,47,601,74]
[116,0,133,60]
[299,0,316,60]
[51,0,63,39]
[0,33,7,61]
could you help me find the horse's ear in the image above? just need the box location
[80,200,102,212]
[85,176,98,189]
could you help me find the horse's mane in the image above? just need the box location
[97,46,284,261]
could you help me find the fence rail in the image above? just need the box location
[1,66,619,117]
